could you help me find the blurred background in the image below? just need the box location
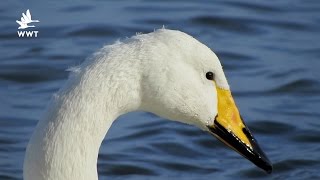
[1,0,320,179]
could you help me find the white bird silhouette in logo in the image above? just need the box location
[16,9,39,29]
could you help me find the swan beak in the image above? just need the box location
[207,87,272,174]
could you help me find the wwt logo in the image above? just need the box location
[16,9,39,37]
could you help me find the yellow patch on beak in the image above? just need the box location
[208,82,272,173]
[215,85,252,148]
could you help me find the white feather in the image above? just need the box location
[24,29,230,180]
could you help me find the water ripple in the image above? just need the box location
[190,16,262,34]
[249,121,296,135]
[1,0,319,179]
[290,130,320,143]
[66,25,122,37]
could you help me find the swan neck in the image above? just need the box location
[24,54,142,180]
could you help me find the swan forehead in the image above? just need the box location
[148,29,230,89]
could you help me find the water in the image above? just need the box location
[1,0,320,179]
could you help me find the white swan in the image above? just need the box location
[22,9,40,23]
[24,29,272,180]
[16,9,39,29]
[16,18,35,29]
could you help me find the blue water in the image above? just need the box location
[1,0,320,179]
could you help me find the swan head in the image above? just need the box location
[136,29,272,173]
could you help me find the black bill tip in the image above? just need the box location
[242,126,273,174]
[208,121,272,174]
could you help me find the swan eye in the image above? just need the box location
[206,72,214,80]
